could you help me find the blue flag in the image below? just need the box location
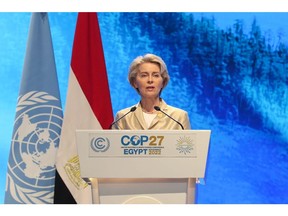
[4,13,63,204]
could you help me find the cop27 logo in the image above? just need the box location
[121,135,164,146]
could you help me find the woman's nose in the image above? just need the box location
[148,75,153,83]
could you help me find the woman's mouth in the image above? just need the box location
[146,86,155,91]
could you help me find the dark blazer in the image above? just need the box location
[111,99,191,130]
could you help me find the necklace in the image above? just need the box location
[140,100,161,114]
[141,107,156,114]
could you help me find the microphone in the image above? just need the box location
[109,106,137,129]
[154,106,184,130]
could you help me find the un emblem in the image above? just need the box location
[6,91,63,204]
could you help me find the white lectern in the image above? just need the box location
[76,130,211,204]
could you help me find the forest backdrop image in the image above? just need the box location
[0,12,287,203]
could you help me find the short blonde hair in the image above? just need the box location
[128,53,170,89]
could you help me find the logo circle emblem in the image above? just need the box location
[130,135,140,145]
[90,137,110,152]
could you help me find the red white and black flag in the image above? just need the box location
[54,12,113,204]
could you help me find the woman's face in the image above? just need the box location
[133,62,164,99]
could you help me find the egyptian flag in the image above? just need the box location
[54,12,114,204]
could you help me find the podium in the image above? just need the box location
[76,130,211,204]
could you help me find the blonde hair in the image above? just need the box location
[128,53,170,90]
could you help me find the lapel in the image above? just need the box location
[134,103,147,129]
[149,99,168,129]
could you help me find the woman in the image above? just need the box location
[111,53,191,130]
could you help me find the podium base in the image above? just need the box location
[91,178,196,204]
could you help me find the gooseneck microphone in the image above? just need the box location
[109,106,137,129]
[154,106,184,130]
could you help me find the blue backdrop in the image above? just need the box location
[0,12,287,204]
